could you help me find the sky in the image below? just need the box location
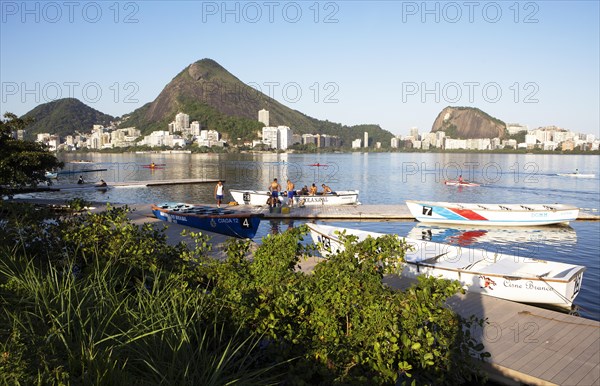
[1,1,599,137]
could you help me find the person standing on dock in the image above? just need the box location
[214,180,224,208]
[286,179,295,207]
[268,178,281,207]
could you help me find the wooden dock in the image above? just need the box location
[383,275,600,386]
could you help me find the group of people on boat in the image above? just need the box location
[267,178,334,208]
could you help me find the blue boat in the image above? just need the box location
[151,203,263,239]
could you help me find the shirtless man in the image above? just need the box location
[268,178,281,207]
[309,183,317,195]
[321,184,332,194]
[286,179,295,207]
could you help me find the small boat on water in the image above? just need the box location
[45,171,58,179]
[142,163,166,169]
[68,160,93,164]
[306,223,586,309]
[406,201,579,226]
[444,180,480,187]
[230,189,360,206]
[556,173,595,178]
[151,203,263,239]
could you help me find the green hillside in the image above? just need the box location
[121,59,393,146]
[21,98,114,139]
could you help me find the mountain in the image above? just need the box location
[431,106,507,139]
[121,58,393,146]
[21,98,114,139]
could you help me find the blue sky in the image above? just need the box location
[1,1,599,136]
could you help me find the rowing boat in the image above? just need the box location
[229,189,360,206]
[444,180,480,187]
[556,173,595,178]
[151,203,262,239]
[406,200,579,226]
[306,223,585,309]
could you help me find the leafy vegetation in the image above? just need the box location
[0,203,489,385]
[0,113,63,197]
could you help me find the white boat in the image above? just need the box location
[230,189,360,206]
[406,200,579,226]
[306,223,585,309]
[444,180,480,187]
[556,173,595,178]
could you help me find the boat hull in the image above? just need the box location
[406,201,579,226]
[151,203,262,239]
[307,223,585,309]
[444,180,480,186]
[230,189,360,206]
[557,173,595,178]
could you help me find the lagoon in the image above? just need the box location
[23,152,600,320]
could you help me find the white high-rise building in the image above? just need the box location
[363,132,369,148]
[190,121,201,136]
[175,112,190,130]
[278,126,292,150]
[410,127,419,140]
[352,139,362,148]
[258,109,269,126]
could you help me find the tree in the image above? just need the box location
[0,113,63,197]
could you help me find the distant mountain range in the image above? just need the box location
[18,59,512,146]
[21,98,114,139]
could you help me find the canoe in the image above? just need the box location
[151,203,262,239]
[229,189,360,206]
[405,200,579,226]
[407,224,577,247]
[444,180,480,187]
[556,173,595,178]
[307,223,586,309]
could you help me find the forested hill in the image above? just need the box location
[22,98,114,139]
[120,58,393,146]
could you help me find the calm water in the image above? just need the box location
[20,152,600,320]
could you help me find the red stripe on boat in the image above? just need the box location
[449,208,488,221]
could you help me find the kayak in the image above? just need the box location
[557,173,595,178]
[444,180,480,187]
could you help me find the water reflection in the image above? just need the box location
[408,224,577,246]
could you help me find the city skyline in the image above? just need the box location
[1,1,598,137]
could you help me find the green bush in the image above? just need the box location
[0,205,488,385]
